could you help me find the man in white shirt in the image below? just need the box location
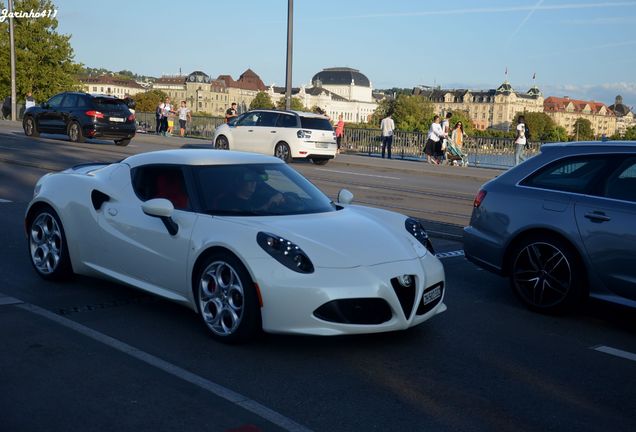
[514,115,527,166]
[380,114,395,159]
[25,92,36,110]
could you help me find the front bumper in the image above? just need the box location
[250,255,446,335]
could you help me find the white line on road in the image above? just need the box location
[592,345,636,363]
[435,250,465,259]
[16,301,312,432]
[0,198,12,203]
[317,168,400,180]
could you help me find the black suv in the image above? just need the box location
[23,92,136,146]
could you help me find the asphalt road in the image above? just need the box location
[1,122,635,432]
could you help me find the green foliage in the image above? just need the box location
[376,88,414,97]
[369,98,396,127]
[512,112,558,141]
[276,97,306,111]
[445,110,475,136]
[572,118,594,140]
[546,126,569,142]
[250,91,274,110]
[0,0,82,102]
[131,89,167,112]
[622,125,636,140]
[391,95,433,133]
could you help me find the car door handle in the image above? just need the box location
[270,131,277,133]
[247,129,254,132]
[584,211,610,222]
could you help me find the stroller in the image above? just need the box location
[445,141,469,166]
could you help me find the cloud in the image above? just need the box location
[507,0,545,47]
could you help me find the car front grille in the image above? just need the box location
[313,298,392,325]
[390,276,417,320]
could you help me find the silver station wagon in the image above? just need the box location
[464,142,636,312]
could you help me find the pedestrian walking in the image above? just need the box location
[380,113,395,159]
[159,97,174,136]
[2,96,11,119]
[425,115,446,165]
[25,92,36,110]
[440,112,452,164]
[514,115,528,166]
[155,102,162,134]
[335,114,344,154]
[177,100,191,137]
[225,102,238,123]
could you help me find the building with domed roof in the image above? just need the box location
[267,67,378,123]
[415,80,544,130]
[608,95,635,136]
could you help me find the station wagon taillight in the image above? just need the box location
[473,190,487,208]
[127,113,135,122]
[85,110,104,119]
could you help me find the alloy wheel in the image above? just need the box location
[512,241,572,308]
[274,143,290,162]
[69,123,79,141]
[198,261,245,336]
[29,212,63,275]
[25,118,34,136]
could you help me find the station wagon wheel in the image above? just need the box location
[24,116,39,137]
[215,135,229,150]
[28,206,73,280]
[510,236,583,313]
[274,142,291,163]
[68,121,85,143]
[195,252,260,343]
[114,139,131,146]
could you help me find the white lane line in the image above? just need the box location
[0,198,12,203]
[16,301,312,432]
[317,168,400,180]
[592,345,636,363]
[435,250,465,259]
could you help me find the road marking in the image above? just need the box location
[435,250,465,259]
[16,301,312,432]
[592,345,636,363]
[317,168,400,180]
[0,198,12,203]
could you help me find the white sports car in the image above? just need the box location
[26,149,446,342]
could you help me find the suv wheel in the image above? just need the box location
[24,116,40,137]
[115,139,131,146]
[68,121,85,143]
[215,135,229,150]
[274,142,291,163]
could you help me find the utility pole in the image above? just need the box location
[284,0,293,110]
[9,0,17,121]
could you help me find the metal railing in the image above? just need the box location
[132,111,540,169]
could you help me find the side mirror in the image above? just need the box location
[142,198,178,235]
[41,102,49,109]
[337,189,354,205]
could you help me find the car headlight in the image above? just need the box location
[257,232,314,274]
[404,218,435,254]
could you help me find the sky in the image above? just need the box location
[53,0,636,106]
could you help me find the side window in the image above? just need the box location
[276,114,297,128]
[257,112,279,127]
[76,96,89,108]
[604,157,636,203]
[521,156,611,194]
[60,94,78,108]
[47,94,65,108]
[132,166,190,210]
[236,112,260,127]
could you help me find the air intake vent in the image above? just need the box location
[390,276,417,319]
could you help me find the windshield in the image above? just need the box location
[194,163,337,216]
[300,116,333,131]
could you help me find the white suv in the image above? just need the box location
[212,110,337,165]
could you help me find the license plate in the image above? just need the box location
[422,286,442,305]
[315,143,329,148]
[110,117,125,122]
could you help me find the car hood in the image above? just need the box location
[238,207,418,268]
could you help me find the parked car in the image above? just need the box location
[26,149,445,342]
[212,109,337,165]
[22,92,136,146]
[464,142,636,312]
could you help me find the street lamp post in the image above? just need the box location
[284,0,293,110]
[9,0,17,121]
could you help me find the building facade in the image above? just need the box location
[152,71,230,115]
[80,75,145,97]
[608,95,635,136]
[544,96,617,138]
[267,67,378,123]
[416,81,544,130]
[217,69,267,113]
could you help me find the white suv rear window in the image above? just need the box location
[300,117,333,131]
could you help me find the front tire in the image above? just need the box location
[509,235,584,313]
[28,206,73,280]
[194,252,261,343]
[115,139,131,146]
[215,135,229,150]
[68,121,85,143]
[274,142,291,163]
[24,116,40,137]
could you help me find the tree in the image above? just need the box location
[391,95,433,133]
[369,98,396,127]
[276,97,305,111]
[572,118,594,140]
[512,112,559,141]
[250,91,274,110]
[446,110,475,136]
[0,0,82,103]
[623,125,636,141]
[131,89,167,113]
